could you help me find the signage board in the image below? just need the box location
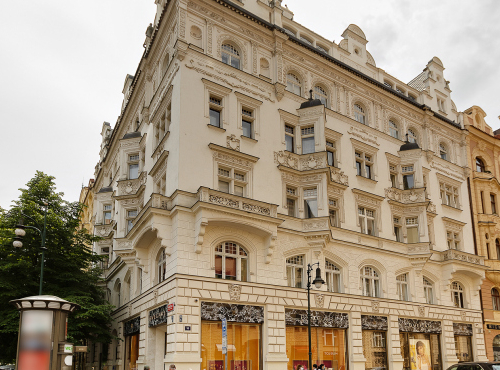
[167,303,175,312]
[75,346,88,353]
[64,344,73,353]
[222,318,227,355]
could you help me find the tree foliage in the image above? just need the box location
[0,172,114,364]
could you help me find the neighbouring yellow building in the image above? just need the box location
[465,105,500,360]
[79,178,95,236]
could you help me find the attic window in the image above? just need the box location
[283,27,296,37]
[300,36,313,46]
[384,81,393,89]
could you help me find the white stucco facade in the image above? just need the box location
[88,1,487,370]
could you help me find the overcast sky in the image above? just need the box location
[1,0,499,209]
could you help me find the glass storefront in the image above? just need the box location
[123,316,141,370]
[285,309,348,370]
[362,315,388,370]
[453,323,473,362]
[399,318,442,370]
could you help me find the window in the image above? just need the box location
[492,194,497,214]
[439,143,447,160]
[394,217,402,242]
[325,260,341,293]
[423,277,434,304]
[396,273,409,301]
[103,204,112,224]
[126,209,137,233]
[286,255,304,288]
[215,242,248,281]
[300,36,313,45]
[301,126,315,154]
[241,108,254,138]
[285,125,295,152]
[406,217,419,243]
[360,266,380,297]
[390,164,398,188]
[283,27,296,37]
[209,96,222,128]
[493,288,500,311]
[487,242,491,259]
[221,43,240,69]
[476,158,486,172]
[158,249,167,283]
[354,104,366,124]
[326,141,336,166]
[402,165,415,190]
[408,94,417,101]
[383,81,393,89]
[407,129,418,144]
[481,191,485,213]
[358,208,375,236]
[437,98,446,112]
[389,120,400,139]
[329,199,339,227]
[317,45,328,53]
[286,187,297,217]
[128,154,139,179]
[447,231,460,250]
[304,188,318,218]
[396,87,405,94]
[218,167,247,196]
[496,239,500,260]
[314,85,328,106]
[355,151,373,179]
[440,183,459,208]
[286,73,302,95]
[451,281,465,308]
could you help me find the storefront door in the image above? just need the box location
[399,318,442,370]
[453,323,473,362]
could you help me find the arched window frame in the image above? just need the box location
[407,128,418,144]
[314,85,328,107]
[492,288,500,311]
[286,72,302,96]
[221,43,241,69]
[396,273,409,301]
[423,277,434,304]
[215,242,248,282]
[389,119,400,139]
[360,266,380,297]
[439,142,448,160]
[325,259,341,293]
[451,281,465,308]
[157,248,167,284]
[476,157,486,172]
[354,103,366,125]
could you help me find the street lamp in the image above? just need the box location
[307,262,325,370]
[13,203,49,295]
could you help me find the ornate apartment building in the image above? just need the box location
[87,1,489,370]
[464,106,500,361]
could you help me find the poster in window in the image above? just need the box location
[293,360,309,370]
[231,360,250,370]
[208,361,224,370]
[409,339,431,370]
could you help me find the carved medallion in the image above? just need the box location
[315,294,325,308]
[418,305,425,317]
[371,301,380,313]
[229,284,242,301]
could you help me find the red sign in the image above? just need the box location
[167,303,175,312]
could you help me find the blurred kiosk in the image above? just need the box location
[10,295,79,370]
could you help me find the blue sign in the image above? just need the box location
[222,318,227,354]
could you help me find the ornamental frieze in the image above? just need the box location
[201,302,264,323]
[453,323,473,336]
[398,318,441,333]
[149,304,169,327]
[124,316,141,336]
[285,309,348,329]
[361,315,388,330]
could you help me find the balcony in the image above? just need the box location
[274,151,328,171]
[95,220,115,237]
[385,187,426,204]
[116,171,147,197]
[198,187,278,217]
[439,249,485,266]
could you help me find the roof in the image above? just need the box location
[400,140,420,151]
[122,131,141,140]
[408,71,427,91]
[98,186,113,193]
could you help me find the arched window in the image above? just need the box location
[408,128,418,144]
[215,242,248,281]
[286,255,304,288]
[286,73,302,95]
[476,157,486,172]
[396,273,409,301]
[360,266,380,297]
[325,260,341,293]
[114,280,121,307]
[451,281,465,308]
[389,120,399,139]
[423,277,434,304]
[221,44,241,69]
[158,249,167,284]
[439,143,448,160]
[354,104,366,124]
[314,85,328,107]
[493,288,500,311]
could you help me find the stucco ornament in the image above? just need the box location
[418,305,425,317]
[315,294,325,308]
[461,311,467,321]
[229,284,242,301]
[371,301,380,313]
[226,134,240,151]
[125,182,133,194]
[274,151,298,169]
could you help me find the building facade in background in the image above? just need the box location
[465,106,500,361]
[85,0,489,369]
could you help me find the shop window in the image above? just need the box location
[423,277,434,304]
[215,242,248,282]
[406,217,419,243]
[394,217,402,242]
[221,43,241,69]
[326,141,336,166]
[400,333,441,370]
[314,85,328,107]
[389,120,400,139]
[451,281,465,308]
[201,321,261,370]
[286,326,346,370]
[286,255,304,288]
[329,199,339,227]
[397,273,410,301]
[439,143,448,160]
[360,266,380,298]
[325,260,341,293]
[476,157,486,172]
[285,125,295,152]
[359,207,376,236]
[408,128,418,144]
[354,104,366,124]
[301,126,315,154]
[454,335,473,362]
[363,330,388,370]
[158,248,167,284]
[493,288,500,311]
[402,165,415,190]
[440,183,459,208]
[304,188,318,218]
[286,73,302,96]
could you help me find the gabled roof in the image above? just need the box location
[408,71,427,91]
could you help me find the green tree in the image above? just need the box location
[0,171,114,364]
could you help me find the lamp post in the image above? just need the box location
[307,262,325,370]
[13,202,49,295]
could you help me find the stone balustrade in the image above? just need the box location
[440,249,485,265]
[116,171,147,197]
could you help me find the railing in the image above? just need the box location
[407,243,431,255]
[198,187,278,217]
[385,187,426,204]
[440,249,485,265]
[116,171,147,197]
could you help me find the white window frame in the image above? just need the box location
[217,166,247,197]
[203,79,231,129]
[390,164,399,188]
[423,277,434,304]
[438,175,461,209]
[215,242,249,281]
[329,199,339,227]
[128,153,140,180]
[286,255,304,288]
[394,217,402,242]
[447,230,461,250]
[352,139,378,181]
[285,124,295,153]
[221,43,241,69]
[236,92,262,140]
[358,207,376,236]
[406,217,419,243]
[396,273,410,301]
[325,259,341,293]
[301,126,315,155]
[451,281,465,308]
[439,142,448,160]
[286,186,298,217]
[286,72,302,96]
[326,140,336,167]
[402,165,415,190]
[354,104,366,124]
[126,208,138,234]
[407,128,418,144]
[360,266,380,297]
[103,204,113,225]
[389,120,400,139]
[314,85,328,107]
[303,187,318,219]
